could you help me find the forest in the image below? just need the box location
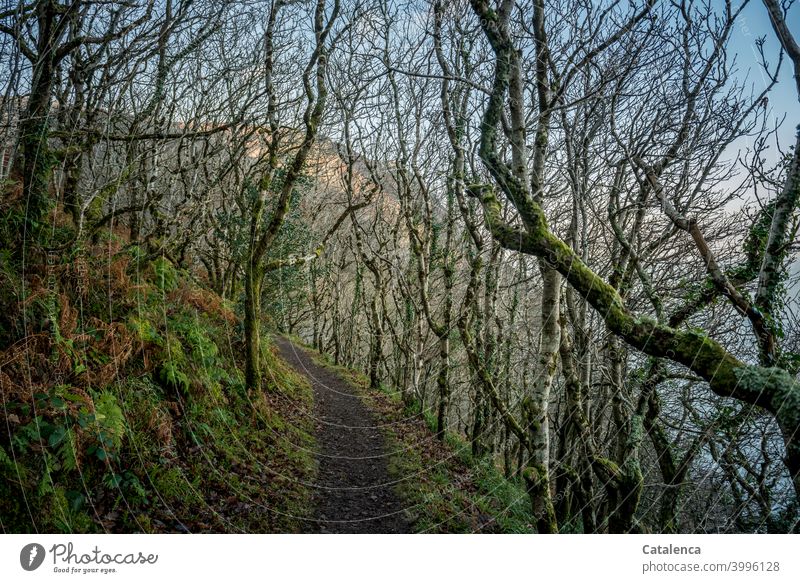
[0,0,799,534]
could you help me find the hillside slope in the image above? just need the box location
[0,237,315,533]
[0,235,534,533]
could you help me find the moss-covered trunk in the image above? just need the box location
[244,263,263,393]
[16,72,55,231]
[9,1,66,235]
[435,334,450,438]
[368,292,383,390]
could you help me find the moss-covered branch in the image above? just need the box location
[469,183,800,497]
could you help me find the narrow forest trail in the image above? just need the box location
[274,337,412,533]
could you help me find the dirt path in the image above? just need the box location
[274,337,411,534]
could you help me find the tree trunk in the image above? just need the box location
[435,334,450,438]
[368,293,382,390]
[523,263,561,534]
[244,262,263,393]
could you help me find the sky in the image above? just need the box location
[731,0,798,154]
[728,0,799,291]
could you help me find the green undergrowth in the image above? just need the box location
[305,344,535,533]
[0,237,316,533]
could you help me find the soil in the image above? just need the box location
[274,337,412,534]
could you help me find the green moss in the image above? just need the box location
[593,457,621,481]
[735,366,800,430]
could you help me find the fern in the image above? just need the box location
[93,391,126,451]
[0,444,13,471]
[152,257,178,292]
[57,429,79,472]
[128,315,162,345]
[158,362,190,394]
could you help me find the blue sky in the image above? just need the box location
[729,1,799,289]
[731,1,798,153]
